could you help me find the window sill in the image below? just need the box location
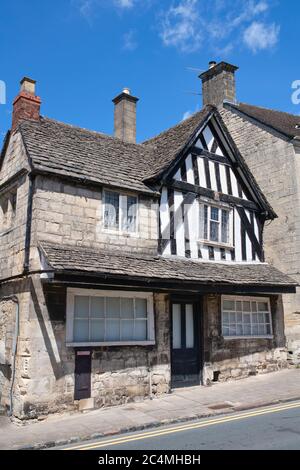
[103,228,139,238]
[66,341,156,348]
[223,336,273,340]
[198,240,234,250]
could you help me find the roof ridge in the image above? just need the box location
[22,116,147,149]
[236,102,300,119]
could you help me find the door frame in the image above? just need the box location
[170,294,204,386]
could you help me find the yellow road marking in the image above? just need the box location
[64,401,300,450]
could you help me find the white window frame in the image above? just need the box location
[221,295,273,340]
[102,189,139,235]
[198,201,234,249]
[66,288,155,347]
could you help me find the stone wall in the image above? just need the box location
[221,107,300,363]
[0,131,30,281]
[5,277,170,419]
[29,175,158,271]
[0,174,29,280]
[202,294,287,384]
[0,299,16,413]
[0,280,32,415]
[0,132,30,185]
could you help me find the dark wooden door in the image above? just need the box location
[74,350,91,400]
[171,302,201,386]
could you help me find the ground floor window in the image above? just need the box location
[221,296,272,338]
[66,288,155,346]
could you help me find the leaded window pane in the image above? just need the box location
[123,196,137,232]
[104,191,119,229]
[221,209,229,243]
[211,207,219,221]
[210,220,219,242]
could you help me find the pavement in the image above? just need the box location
[62,401,300,450]
[1,368,300,450]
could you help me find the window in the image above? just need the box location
[0,189,17,233]
[199,203,232,245]
[104,191,137,233]
[66,289,154,346]
[222,296,272,338]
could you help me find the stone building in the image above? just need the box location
[0,74,296,419]
[199,61,300,363]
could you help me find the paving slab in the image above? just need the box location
[0,368,299,450]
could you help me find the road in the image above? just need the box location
[62,401,300,450]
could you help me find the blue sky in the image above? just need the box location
[0,0,299,142]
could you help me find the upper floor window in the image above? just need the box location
[199,202,232,246]
[104,191,137,233]
[0,188,17,233]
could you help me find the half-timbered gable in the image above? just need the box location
[147,109,274,264]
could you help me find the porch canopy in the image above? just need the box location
[39,242,297,294]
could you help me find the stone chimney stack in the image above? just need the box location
[199,61,239,108]
[112,88,139,143]
[12,77,41,131]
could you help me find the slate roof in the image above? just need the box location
[225,102,300,140]
[19,117,156,195]
[39,242,297,291]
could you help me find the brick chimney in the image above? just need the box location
[12,77,41,132]
[200,61,239,108]
[112,88,139,143]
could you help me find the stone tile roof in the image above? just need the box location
[15,106,275,218]
[19,117,156,195]
[226,102,300,139]
[142,106,214,179]
[17,107,214,194]
[39,242,297,290]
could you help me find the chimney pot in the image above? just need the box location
[20,77,36,95]
[12,77,41,131]
[112,89,139,143]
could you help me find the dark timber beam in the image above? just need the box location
[168,179,259,212]
[190,147,230,165]
[48,273,297,295]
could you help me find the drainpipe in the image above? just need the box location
[1,296,19,416]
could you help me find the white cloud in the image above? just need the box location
[74,0,139,21]
[160,0,203,53]
[115,0,135,8]
[159,0,279,54]
[243,21,280,52]
[122,30,138,50]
